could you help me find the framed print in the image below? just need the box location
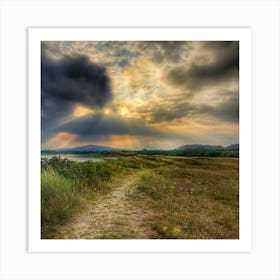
[28,27,252,253]
[1,0,280,279]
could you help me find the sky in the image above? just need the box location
[41,41,239,150]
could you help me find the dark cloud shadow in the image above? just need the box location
[147,90,239,124]
[165,41,239,90]
[55,112,170,142]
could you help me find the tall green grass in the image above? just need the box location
[41,170,80,226]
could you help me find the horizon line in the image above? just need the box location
[41,143,239,151]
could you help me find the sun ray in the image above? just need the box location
[73,104,95,118]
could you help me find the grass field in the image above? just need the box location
[41,155,239,239]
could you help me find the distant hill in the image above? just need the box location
[43,143,239,154]
[225,144,239,150]
[53,144,118,152]
[176,144,239,151]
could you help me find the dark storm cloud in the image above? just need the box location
[56,113,172,142]
[41,42,113,142]
[166,41,239,90]
[148,90,239,124]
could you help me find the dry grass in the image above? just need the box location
[132,157,239,239]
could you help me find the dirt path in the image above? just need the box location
[55,172,157,239]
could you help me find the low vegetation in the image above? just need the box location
[41,155,239,239]
[42,148,239,158]
[133,157,239,239]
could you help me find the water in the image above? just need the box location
[41,154,103,162]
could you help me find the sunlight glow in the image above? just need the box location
[73,105,95,118]
[109,135,142,149]
[120,106,129,116]
[43,132,79,149]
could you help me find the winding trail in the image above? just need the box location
[55,172,157,239]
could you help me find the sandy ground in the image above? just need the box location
[55,173,157,239]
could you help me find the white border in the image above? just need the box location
[28,27,252,253]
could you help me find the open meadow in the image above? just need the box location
[41,155,239,239]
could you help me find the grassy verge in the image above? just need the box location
[41,171,80,230]
[41,157,116,238]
